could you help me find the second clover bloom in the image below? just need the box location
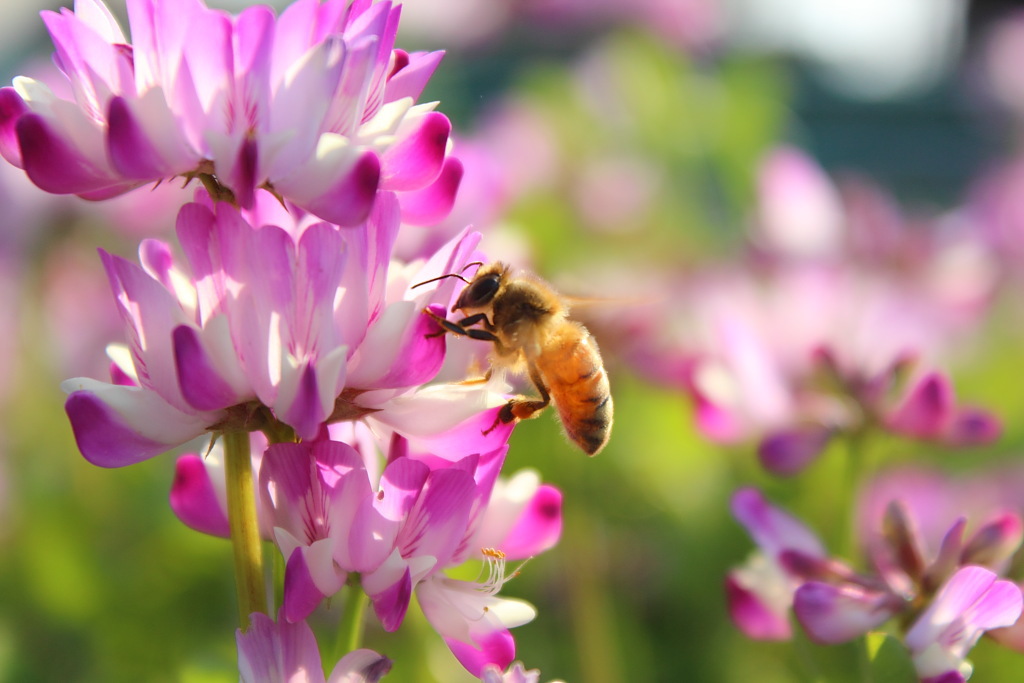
[63,189,491,466]
[0,0,461,226]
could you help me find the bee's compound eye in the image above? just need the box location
[465,274,500,306]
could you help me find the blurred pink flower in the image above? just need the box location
[621,147,1001,474]
[905,567,1022,682]
[731,483,1024,680]
[726,487,838,640]
[237,612,391,683]
[480,662,564,683]
[0,0,459,226]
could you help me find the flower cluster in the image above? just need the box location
[0,0,462,226]
[728,485,1024,681]
[2,0,569,679]
[174,431,562,675]
[621,146,1001,476]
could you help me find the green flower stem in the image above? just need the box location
[225,429,267,631]
[840,429,869,563]
[336,582,369,657]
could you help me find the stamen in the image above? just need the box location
[476,547,530,596]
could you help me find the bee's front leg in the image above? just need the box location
[422,309,496,340]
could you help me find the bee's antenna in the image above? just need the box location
[411,261,484,289]
[411,272,471,289]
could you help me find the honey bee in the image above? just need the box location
[423,262,612,455]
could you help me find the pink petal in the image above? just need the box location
[398,156,463,226]
[348,304,446,389]
[281,363,328,440]
[945,408,1001,446]
[64,383,210,467]
[281,547,330,623]
[988,596,1024,652]
[403,406,515,463]
[380,112,450,191]
[961,513,1024,568]
[906,566,1023,655]
[887,372,954,440]
[793,582,900,644]
[498,484,562,560]
[169,454,230,538]
[397,468,477,562]
[369,565,412,632]
[227,137,259,210]
[384,50,444,103]
[298,151,380,226]
[377,456,430,521]
[173,325,243,411]
[106,96,172,179]
[731,488,826,559]
[758,427,833,477]
[17,113,130,196]
[0,87,28,167]
[327,649,393,683]
[724,573,792,641]
[237,613,327,683]
[691,390,745,443]
[445,629,516,678]
[921,674,965,683]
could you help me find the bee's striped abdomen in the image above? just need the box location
[538,325,613,456]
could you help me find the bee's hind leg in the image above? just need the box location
[484,365,551,433]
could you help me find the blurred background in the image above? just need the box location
[5,0,1024,681]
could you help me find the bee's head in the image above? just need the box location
[453,263,507,312]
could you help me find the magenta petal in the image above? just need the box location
[283,363,327,440]
[945,407,1001,446]
[371,567,412,632]
[109,361,137,386]
[173,325,240,411]
[758,427,833,477]
[377,456,431,521]
[724,573,792,640]
[301,151,381,226]
[381,112,450,191]
[398,157,463,226]
[66,390,186,467]
[282,547,327,623]
[692,391,744,443]
[887,372,954,440]
[329,649,393,683]
[793,582,899,644]
[107,96,170,179]
[169,454,230,538]
[384,50,444,103]
[962,513,1024,567]
[408,407,515,462]
[922,674,966,683]
[229,137,259,209]
[907,566,1023,649]
[370,305,447,389]
[237,613,326,683]
[445,629,515,678]
[16,113,121,195]
[0,87,28,167]
[731,487,826,558]
[499,485,562,560]
[397,468,476,562]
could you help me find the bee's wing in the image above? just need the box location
[561,294,654,310]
